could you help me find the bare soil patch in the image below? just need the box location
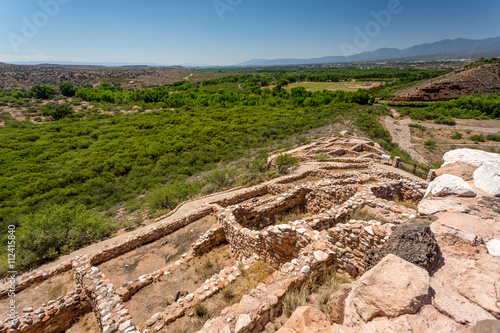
[126,244,235,325]
[98,215,215,287]
[286,175,322,186]
[410,126,500,162]
[0,270,75,319]
[64,311,100,333]
[454,119,500,128]
[161,260,275,333]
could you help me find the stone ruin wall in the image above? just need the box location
[72,256,140,333]
[198,217,391,333]
[326,221,389,278]
[0,286,90,333]
[0,205,215,333]
[0,206,215,300]
[0,136,431,333]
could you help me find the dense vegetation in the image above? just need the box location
[397,94,500,120]
[0,65,456,273]
[0,99,377,272]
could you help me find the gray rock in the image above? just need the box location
[300,265,311,275]
[364,222,441,272]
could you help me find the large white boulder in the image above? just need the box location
[473,162,500,197]
[443,149,500,167]
[424,174,476,198]
[486,239,500,258]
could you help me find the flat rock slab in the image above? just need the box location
[418,198,470,215]
[434,212,500,242]
[344,254,430,325]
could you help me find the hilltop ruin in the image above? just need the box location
[0,137,498,333]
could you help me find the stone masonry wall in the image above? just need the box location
[326,220,390,278]
[0,206,215,300]
[192,223,227,256]
[212,186,268,207]
[0,286,90,333]
[72,256,140,333]
[232,188,308,230]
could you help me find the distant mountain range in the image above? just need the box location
[236,37,500,67]
[9,61,210,68]
[5,37,500,68]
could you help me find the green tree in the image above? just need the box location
[275,153,299,174]
[16,205,111,269]
[40,102,74,120]
[59,82,77,97]
[252,149,271,172]
[30,85,57,99]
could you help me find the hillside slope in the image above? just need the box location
[395,63,500,101]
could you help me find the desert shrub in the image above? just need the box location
[40,102,74,120]
[409,123,427,131]
[315,153,330,161]
[146,182,198,213]
[486,134,500,141]
[434,116,456,125]
[13,205,112,271]
[424,140,436,150]
[450,132,463,139]
[470,134,485,143]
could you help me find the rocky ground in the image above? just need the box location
[395,63,500,101]
[277,148,500,333]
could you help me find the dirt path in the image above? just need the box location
[377,163,425,182]
[385,114,427,164]
[385,110,500,165]
[183,73,193,81]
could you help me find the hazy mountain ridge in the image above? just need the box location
[237,37,500,66]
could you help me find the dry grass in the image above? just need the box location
[274,210,310,225]
[223,260,275,305]
[394,196,419,210]
[194,257,225,282]
[65,311,100,333]
[350,206,387,224]
[282,268,352,318]
[165,260,275,333]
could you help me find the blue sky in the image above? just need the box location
[0,0,499,65]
